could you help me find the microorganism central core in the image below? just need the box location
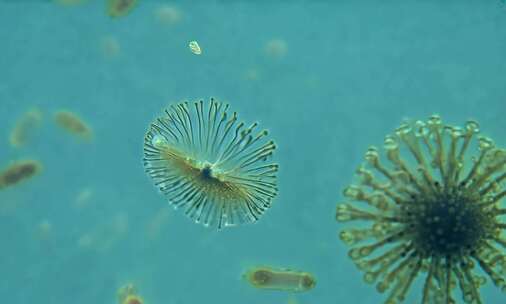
[201,164,213,179]
[410,191,485,257]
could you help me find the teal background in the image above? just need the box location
[0,1,505,303]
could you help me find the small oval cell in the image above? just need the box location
[244,266,316,292]
[0,160,42,189]
[54,110,93,141]
[107,0,138,18]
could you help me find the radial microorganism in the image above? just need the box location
[143,98,278,229]
[244,266,316,292]
[335,115,506,303]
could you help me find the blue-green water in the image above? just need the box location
[1,1,505,303]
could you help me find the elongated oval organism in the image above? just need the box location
[244,266,316,292]
[0,160,42,189]
[10,108,43,148]
[143,98,278,229]
[54,110,93,141]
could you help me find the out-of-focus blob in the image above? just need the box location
[243,266,316,292]
[99,35,121,59]
[154,4,182,26]
[54,110,93,141]
[9,108,43,148]
[107,0,139,18]
[264,38,288,59]
[0,160,42,190]
[146,206,171,241]
[74,187,94,209]
[117,283,145,304]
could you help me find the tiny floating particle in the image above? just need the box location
[0,160,42,190]
[54,110,93,141]
[117,283,144,304]
[107,0,138,18]
[243,266,316,292]
[154,5,182,26]
[9,108,43,148]
[143,98,279,229]
[264,38,287,59]
[99,35,121,59]
[188,40,202,55]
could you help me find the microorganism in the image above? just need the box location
[9,108,43,148]
[243,266,316,292]
[54,110,93,141]
[107,0,138,18]
[0,160,42,189]
[189,40,202,55]
[336,115,506,303]
[117,283,144,304]
[143,98,278,229]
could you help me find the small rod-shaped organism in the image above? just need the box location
[9,108,43,148]
[0,160,42,190]
[107,0,138,18]
[54,110,93,141]
[244,266,316,292]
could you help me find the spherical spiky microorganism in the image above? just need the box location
[336,115,506,304]
[143,98,278,229]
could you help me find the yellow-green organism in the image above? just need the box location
[54,110,93,141]
[106,0,138,18]
[336,115,506,303]
[117,283,144,304]
[244,266,316,292]
[143,98,278,229]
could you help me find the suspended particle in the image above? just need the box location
[117,283,144,304]
[154,5,182,26]
[107,0,138,18]
[99,35,121,59]
[0,160,42,190]
[54,110,93,141]
[143,98,278,229]
[243,266,316,292]
[188,40,202,55]
[74,187,94,209]
[264,38,287,59]
[9,108,43,148]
